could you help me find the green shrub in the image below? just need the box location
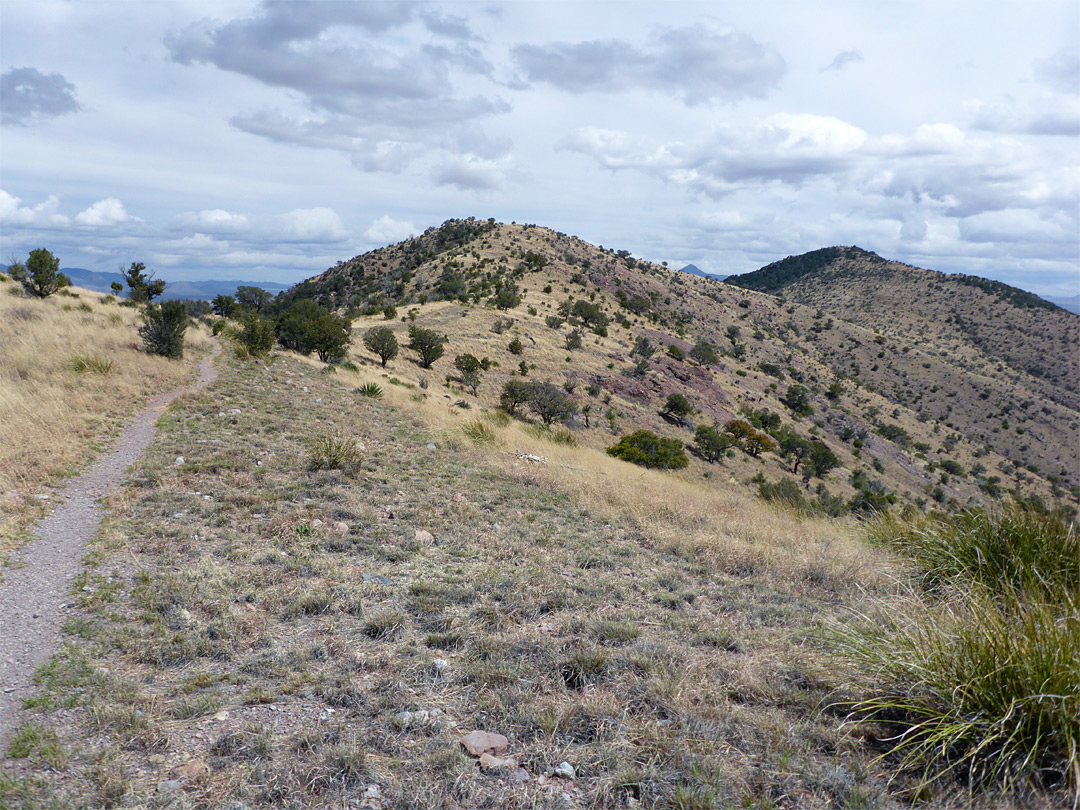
[238,314,275,356]
[139,300,188,359]
[607,430,688,469]
[357,383,382,399]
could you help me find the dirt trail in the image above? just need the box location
[0,339,220,749]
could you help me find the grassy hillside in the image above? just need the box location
[4,282,1076,808]
[0,275,210,552]
[280,220,1077,518]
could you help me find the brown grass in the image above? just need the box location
[0,280,209,551]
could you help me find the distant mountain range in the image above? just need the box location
[0,265,293,301]
[678,263,727,281]
[1044,294,1080,315]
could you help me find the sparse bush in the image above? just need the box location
[693,425,732,462]
[10,248,70,298]
[508,336,523,355]
[607,430,688,469]
[666,344,685,361]
[499,379,531,415]
[139,300,188,359]
[526,381,577,425]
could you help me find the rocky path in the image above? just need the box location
[0,339,220,750]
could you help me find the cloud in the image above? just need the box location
[0,190,71,227]
[0,67,81,126]
[821,50,863,72]
[1034,47,1079,95]
[432,155,512,190]
[75,198,140,227]
[276,208,349,242]
[175,209,251,233]
[969,96,1080,136]
[165,1,507,171]
[363,215,418,244]
[512,23,786,105]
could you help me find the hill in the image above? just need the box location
[0,265,292,301]
[281,220,1079,516]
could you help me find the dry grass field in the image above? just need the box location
[4,331,1074,808]
[0,275,210,553]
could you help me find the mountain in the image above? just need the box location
[282,220,1079,515]
[0,265,293,301]
[1044,293,1080,315]
[678,263,727,281]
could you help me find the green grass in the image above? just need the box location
[305,430,364,471]
[65,353,115,374]
[836,507,1080,801]
[460,419,497,445]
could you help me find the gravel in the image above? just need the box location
[0,340,219,750]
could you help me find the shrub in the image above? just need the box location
[461,420,497,445]
[607,430,688,469]
[526,381,577,425]
[453,353,483,394]
[363,326,399,367]
[666,344,685,361]
[139,300,188,358]
[499,380,531,415]
[660,393,693,421]
[782,384,813,417]
[508,337,523,355]
[564,329,583,350]
[689,340,718,366]
[238,314,276,356]
[693,425,732,462]
[10,248,70,298]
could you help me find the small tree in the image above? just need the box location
[239,313,276,356]
[454,353,483,394]
[508,337,523,355]
[631,336,655,359]
[110,281,124,296]
[527,381,577,425]
[660,393,694,422]
[363,326,399,367]
[782,384,814,418]
[14,248,69,297]
[565,329,583,351]
[139,300,188,358]
[666,344,686,361]
[693,425,732,462]
[492,283,521,310]
[236,285,271,313]
[307,310,352,362]
[499,379,531,415]
[212,294,237,317]
[607,430,688,469]
[689,340,718,366]
[407,326,445,368]
[122,262,166,303]
[742,431,778,457]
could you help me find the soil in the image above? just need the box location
[0,339,219,749]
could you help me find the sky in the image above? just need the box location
[1,1,1078,297]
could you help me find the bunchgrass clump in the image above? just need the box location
[836,506,1080,801]
[66,353,115,374]
[461,419,497,445]
[863,504,1078,600]
[306,430,364,472]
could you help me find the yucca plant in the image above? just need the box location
[357,382,382,399]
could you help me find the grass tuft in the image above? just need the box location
[306,430,364,472]
[460,419,498,445]
[66,353,115,374]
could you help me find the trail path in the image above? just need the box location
[0,339,220,749]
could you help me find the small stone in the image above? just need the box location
[213,710,230,721]
[229,408,242,414]
[460,730,509,757]
[359,784,384,810]
[432,658,449,673]
[452,493,465,503]
[312,519,325,528]
[392,711,413,729]
[362,573,394,585]
[177,759,209,779]
[510,767,531,783]
[174,456,185,466]
[553,761,576,780]
[332,521,349,534]
[414,529,434,543]
[157,780,183,793]
[479,753,518,773]
[148,754,166,764]
[426,442,437,450]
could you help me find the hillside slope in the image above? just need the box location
[285,221,1078,514]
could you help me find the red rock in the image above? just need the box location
[459,730,509,757]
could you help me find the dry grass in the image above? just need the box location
[0,281,210,551]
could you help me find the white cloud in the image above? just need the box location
[0,190,70,227]
[75,198,140,227]
[175,209,250,233]
[363,216,417,245]
[276,208,348,242]
[432,155,512,191]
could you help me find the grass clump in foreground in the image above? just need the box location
[836,505,1079,803]
[305,429,364,471]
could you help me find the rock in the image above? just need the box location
[332,521,349,534]
[359,784,384,810]
[415,529,434,543]
[392,711,413,729]
[452,493,465,503]
[479,753,519,773]
[177,759,209,779]
[213,710,230,721]
[362,573,394,585]
[426,442,437,450]
[553,761,576,779]
[312,518,325,528]
[459,730,509,757]
[228,408,242,415]
[174,456,185,466]
[432,658,449,673]
[157,780,183,793]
